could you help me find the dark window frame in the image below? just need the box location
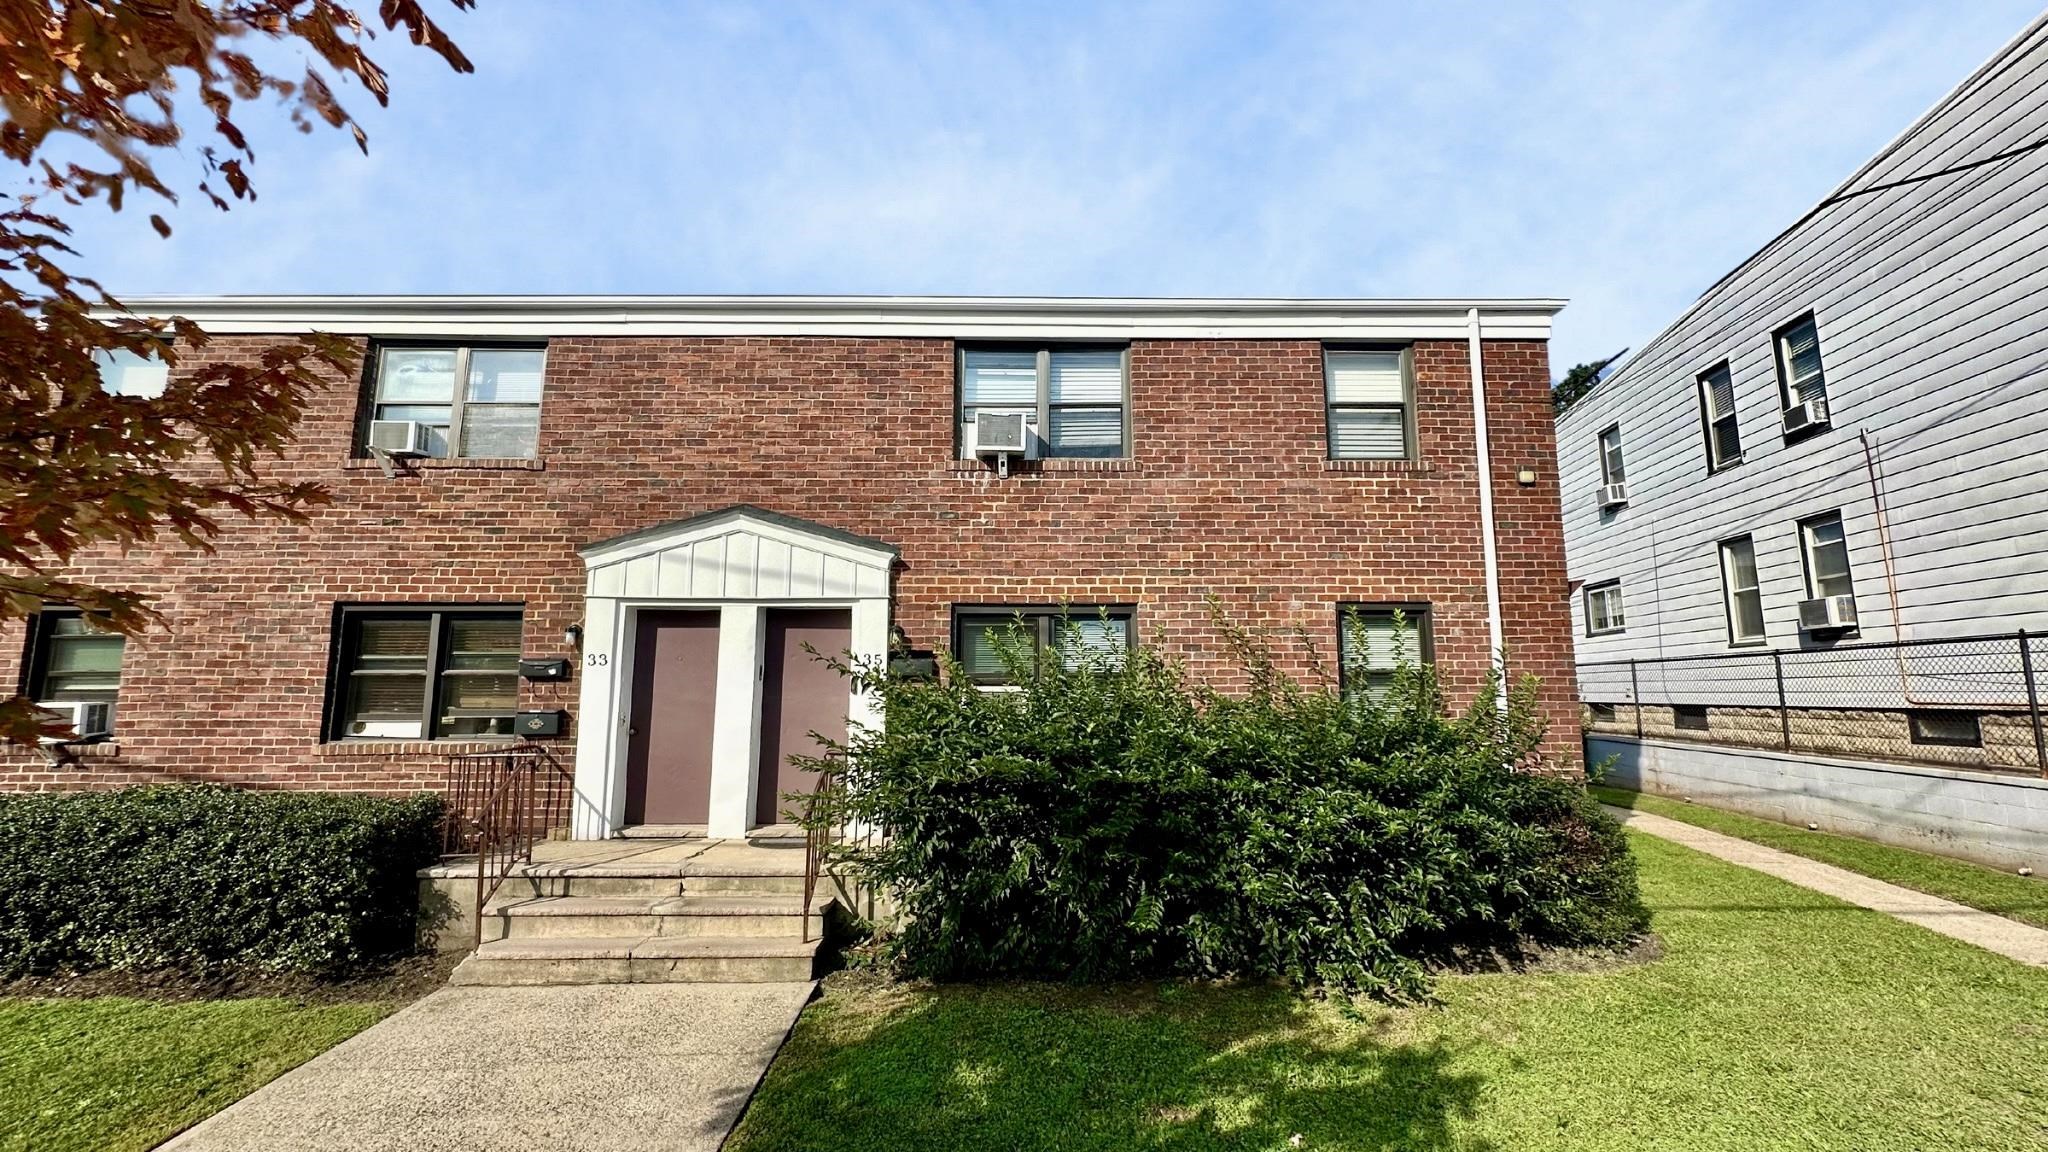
[955,344,1132,461]
[1584,580,1626,637]
[1335,602,1434,697]
[356,339,549,461]
[1589,702,1618,723]
[1696,360,1742,473]
[1323,344,1417,461]
[1773,310,1831,441]
[1908,711,1982,748]
[949,604,1138,686]
[22,607,125,705]
[1672,704,1710,731]
[324,603,525,742]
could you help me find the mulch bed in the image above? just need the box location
[0,950,463,1005]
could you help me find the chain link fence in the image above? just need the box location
[1578,630,2048,776]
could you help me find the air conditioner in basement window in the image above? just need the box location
[1782,396,1830,435]
[367,419,432,458]
[1596,481,1629,509]
[35,700,114,744]
[1797,594,1858,633]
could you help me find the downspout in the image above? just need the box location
[1467,307,1508,713]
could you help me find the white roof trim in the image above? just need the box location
[99,294,1565,341]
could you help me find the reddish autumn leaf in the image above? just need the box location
[0,1,472,745]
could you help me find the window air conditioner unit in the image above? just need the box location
[1596,481,1629,509]
[36,700,114,744]
[1797,594,1858,633]
[1782,396,1829,435]
[973,411,1029,477]
[367,419,432,458]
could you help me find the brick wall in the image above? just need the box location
[0,334,1580,791]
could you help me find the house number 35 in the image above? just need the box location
[585,653,609,667]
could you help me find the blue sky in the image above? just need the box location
[56,0,2046,372]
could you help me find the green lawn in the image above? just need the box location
[1591,784,2048,930]
[730,832,2048,1152]
[0,996,391,1152]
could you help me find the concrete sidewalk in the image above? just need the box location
[161,981,816,1152]
[1607,804,2048,967]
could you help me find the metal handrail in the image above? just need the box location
[799,761,843,944]
[444,743,573,946]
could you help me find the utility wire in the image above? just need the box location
[1819,136,2048,205]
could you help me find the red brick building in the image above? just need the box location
[3,296,1576,838]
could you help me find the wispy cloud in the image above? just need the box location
[43,0,2044,370]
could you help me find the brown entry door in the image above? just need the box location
[756,609,852,826]
[624,610,720,826]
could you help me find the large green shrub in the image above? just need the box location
[806,614,1648,999]
[0,785,444,977]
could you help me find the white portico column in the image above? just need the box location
[707,604,766,839]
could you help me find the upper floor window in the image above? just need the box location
[27,610,125,705]
[1798,512,1855,601]
[1325,348,1412,460]
[368,345,546,459]
[958,347,1127,459]
[1719,535,1765,645]
[1774,313,1829,427]
[1338,604,1433,698]
[1584,581,1626,636]
[329,606,523,740]
[1598,425,1626,487]
[951,606,1133,685]
[92,347,170,398]
[1697,361,1741,472]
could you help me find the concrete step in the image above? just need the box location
[494,869,688,900]
[483,894,827,942]
[450,935,821,985]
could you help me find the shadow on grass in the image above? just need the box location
[728,980,1497,1152]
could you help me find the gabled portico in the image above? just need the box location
[570,506,894,840]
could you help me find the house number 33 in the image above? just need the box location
[585,653,609,667]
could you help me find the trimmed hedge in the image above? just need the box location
[805,612,1650,1000]
[0,785,445,977]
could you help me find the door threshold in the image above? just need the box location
[618,824,709,839]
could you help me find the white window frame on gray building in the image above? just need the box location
[1718,535,1766,646]
[1697,361,1741,472]
[1584,580,1626,636]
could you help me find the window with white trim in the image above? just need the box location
[368,345,546,459]
[1698,361,1741,471]
[958,347,1127,459]
[1775,313,1828,414]
[330,607,523,740]
[1598,424,1626,486]
[1798,512,1855,601]
[951,606,1133,685]
[1584,581,1626,636]
[1337,605,1433,698]
[1325,348,1412,460]
[1719,535,1765,645]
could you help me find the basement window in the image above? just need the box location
[1672,705,1709,732]
[1908,711,1982,748]
[329,606,524,740]
[1589,702,1618,723]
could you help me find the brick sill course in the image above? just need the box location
[316,739,528,758]
[341,457,546,473]
[944,458,1144,475]
[1321,458,1437,474]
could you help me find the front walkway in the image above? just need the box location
[160,982,816,1152]
[1606,804,2048,967]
